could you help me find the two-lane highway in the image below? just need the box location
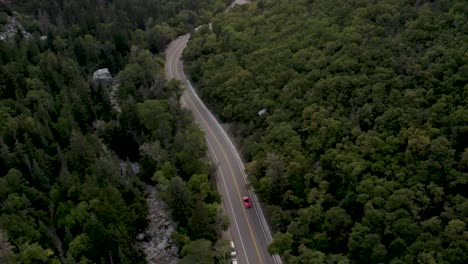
[165,33,281,264]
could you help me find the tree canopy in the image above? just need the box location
[0,0,230,263]
[184,0,468,262]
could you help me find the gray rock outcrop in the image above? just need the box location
[92,68,113,83]
[0,14,31,41]
[138,186,178,264]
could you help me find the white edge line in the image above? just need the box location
[169,32,282,264]
[171,38,250,264]
[178,37,282,264]
[205,138,250,264]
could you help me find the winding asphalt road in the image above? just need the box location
[165,16,282,264]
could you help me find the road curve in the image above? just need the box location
[165,35,282,264]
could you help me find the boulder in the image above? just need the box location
[92,68,113,85]
[136,233,146,241]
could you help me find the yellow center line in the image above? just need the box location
[181,81,265,264]
[169,37,265,264]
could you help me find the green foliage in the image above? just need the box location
[164,176,193,225]
[180,239,215,264]
[213,239,232,263]
[18,242,55,264]
[268,232,293,256]
[0,0,230,263]
[137,99,173,132]
[185,0,468,262]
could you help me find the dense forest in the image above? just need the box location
[0,0,232,263]
[184,0,468,263]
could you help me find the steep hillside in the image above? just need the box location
[184,0,468,262]
[0,0,230,263]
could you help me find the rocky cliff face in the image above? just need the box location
[0,13,31,41]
